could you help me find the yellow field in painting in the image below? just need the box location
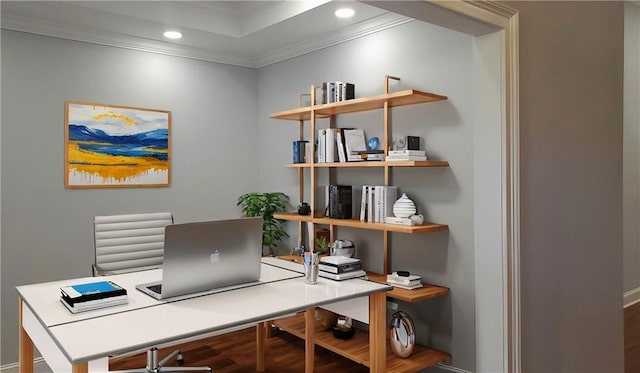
[67,142,168,181]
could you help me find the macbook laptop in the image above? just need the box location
[136,217,263,300]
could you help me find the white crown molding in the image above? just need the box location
[255,13,413,68]
[1,11,412,69]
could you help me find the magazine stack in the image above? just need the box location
[318,256,366,281]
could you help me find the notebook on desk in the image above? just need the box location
[136,217,263,300]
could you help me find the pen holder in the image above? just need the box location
[303,261,319,285]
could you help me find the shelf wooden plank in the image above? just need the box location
[284,160,449,168]
[273,212,448,234]
[367,273,450,303]
[273,313,451,373]
[270,89,447,121]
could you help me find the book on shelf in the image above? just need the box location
[325,128,336,163]
[317,129,326,162]
[321,81,355,104]
[385,155,428,161]
[336,128,347,162]
[328,185,352,219]
[318,269,367,281]
[359,186,398,223]
[388,150,426,156]
[385,216,415,226]
[292,140,308,164]
[386,272,423,290]
[343,129,367,162]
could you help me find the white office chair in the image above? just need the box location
[93,212,213,373]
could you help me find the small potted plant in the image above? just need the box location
[237,192,289,256]
[315,236,330,255]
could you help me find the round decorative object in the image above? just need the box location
[297,202,311,215]
[332,325,356,339]
[330,240,356,257]
[410,214,424,225]
[314,308,338,331]
[367,136,380,151]
[389,311,416,358]
[392,193,417,218]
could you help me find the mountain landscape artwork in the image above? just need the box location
[65,101,170,188]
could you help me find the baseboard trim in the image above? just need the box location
[624,287,640,308]
[0,357,49,373]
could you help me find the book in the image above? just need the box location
[381,186,398,223]
[336,129,347,162]
[359,153,384,161]
[325,128,336,163]
[360,185,369,221]
[343,129,367,162]
[328,185,352,219]
[319,256,362,274]
[60,294,128,313]
[385,155,428,161]
[317,129,326,162]
[60,280,127,304]
[388,150,426,156]
[385,216,415,226]
[318,269,367,281]
[387,272,422,286]
[387,282,424,290]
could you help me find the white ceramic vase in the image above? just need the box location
[393,193,417,218]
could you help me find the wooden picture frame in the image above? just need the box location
[64,101,171,188]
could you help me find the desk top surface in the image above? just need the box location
[18,258,391,363]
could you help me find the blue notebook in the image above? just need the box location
[61,281,127,302]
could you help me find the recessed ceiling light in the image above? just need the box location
[334,8,355,18]
[163,31,182,40]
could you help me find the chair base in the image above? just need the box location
[111,347,212,373]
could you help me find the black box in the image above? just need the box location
[407,136,420,150]
[328,185,352,219]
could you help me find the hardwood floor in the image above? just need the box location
[110,325,369,373]
[110,305,640,373]
[626,302,640,373]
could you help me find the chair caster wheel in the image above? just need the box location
[177,353,184,364]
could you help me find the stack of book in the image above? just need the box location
[328,184,352,219]
[360,185,398,223]
[318,256,366,281]
[321,81,355,104]
[60,280,128,313]
[385,150,428,162]
[386,272,423,290]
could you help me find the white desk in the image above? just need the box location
[17,260,391,373]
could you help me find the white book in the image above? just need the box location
[318,269,367,281]
[336,129,347,162]
[374,186,383,223]
[385,216,415,226]
[318,129,326,162]
[382,186,398,221]
[367,186,375,223]
[325,128,336,163]
[360,185,368,221]
[385,155,428,161]
[343,129,367,162]
[60,295,128,313]
[388,150,426,156]
[388,282,424,290]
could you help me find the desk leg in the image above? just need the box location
[19,299,34,373]
[256,322,267,372]
[304,308,315,373]
[369,292,386,373]
[72,362,88,373]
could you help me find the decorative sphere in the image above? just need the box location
[367,136,380,151]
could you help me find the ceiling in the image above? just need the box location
[0,1,416,68]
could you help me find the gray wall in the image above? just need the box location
[624,2,640,298]
[1,30,260,365]
[509,1,625,372]
[258,20,478,371]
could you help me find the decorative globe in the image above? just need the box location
[393,193,416,218]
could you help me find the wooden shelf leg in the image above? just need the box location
[256,322,267,371]
[305,308,316,373]
[369,292,386,373]
[19,299,34,373]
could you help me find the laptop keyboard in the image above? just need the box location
[148,284,162,294]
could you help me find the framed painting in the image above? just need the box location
[65,101,171,188]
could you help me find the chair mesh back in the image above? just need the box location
[93,212,173,275]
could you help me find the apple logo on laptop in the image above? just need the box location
[210,250,221,263]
